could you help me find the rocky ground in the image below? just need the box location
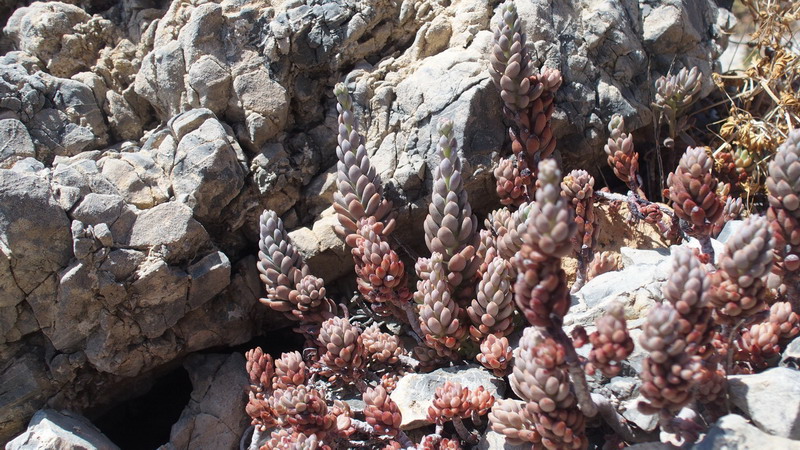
[0,0,763,448]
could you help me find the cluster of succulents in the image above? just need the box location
[489,1,562,206]
[244,2,800,448]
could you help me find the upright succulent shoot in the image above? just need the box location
[424,118,479,289]
[333,83,394,237]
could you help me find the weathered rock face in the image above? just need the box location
[0,0,733,444]
[6,409,119,450]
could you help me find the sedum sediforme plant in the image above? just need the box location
[561,169,598,292]
[667,146,723,259]
[489,1,562,205]
[423,118,479,291]
[766,129,800,304]
[257,210,335,323]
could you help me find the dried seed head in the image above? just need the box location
[477,334,514,376]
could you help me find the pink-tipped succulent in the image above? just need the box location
[586,302,634,378]
[477,334,513,376]
[271,385,335,438]
[766,129,800,302]
[360,324,404,366]
[561,169,598,292]
[257,210,335,323]
[347,217,410,309]
[508,327,586,449]
[318,317,365,382]
[514,160,576,327]
[332,83,394,238]
[273,351,308,392]
[489,1,533,113]
[417,253,467,358]
[662,247,713,354]
[424,118,479,290]
[638,304,702,415]
[604,114,639,189]
[709,215,775,323]
[494,156,530,206]
[467,256,515,340]
[667,147,723,252]
[489,399,542,446]
[363,386,402,437]
[587,251,621,280]
[427,380,472,424]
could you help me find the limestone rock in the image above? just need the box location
[0,119,36,168]
[390,365,504,430]
[163,353,249,450]
[728,368,800,440]
[187,251,231,310]
[6,409,119,450]
[97,152,170,209]
[0,169,71,311]
[694,414,800,450]
[120,202,211,265]
[165,109,247,222]
[780,336,800,370]
[477,430,530,450]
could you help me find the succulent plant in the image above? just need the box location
[768,301,800,340]
[424,118,479,290]
[246,346,274,389]
[360,324,404,366]
[469,385,496,417]
[494,156,530,206]
[273,351,308,392]
[713,196,744,237]
[477,334,513,376]
[662,247,713,354]
[709,215,775,322]
[587,303,634,378]
[498,201,533,260]
[257,210,336,322]
[489,1,533,113]
[264,429,322,450]
[427,380,472,424]
[417,253,467,357]
[561,169,598,291]
[667,147,723,240]
[586,251,621,280]
[509,327,586,449]
[271,385,335,437]
[509,68,562,169]
[654,66,703,117]
[489,398,542,445]
[638,304,702,414]
[318,317,365,381]
[467,256,515,340]
[348,217,410,309]
[766,129,800,299]
[332,83,394,238]
[514,161,576,327]
[363,386,402,436]
[604,114,639,188]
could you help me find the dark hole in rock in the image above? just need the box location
[94,366,192,450]
[228,324,307,358]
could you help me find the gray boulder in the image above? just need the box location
[728,368,800,440]
[694,414,800,450]
[161,353,249,450]
[6,409,119,450]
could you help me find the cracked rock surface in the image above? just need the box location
[0,0,731,443]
